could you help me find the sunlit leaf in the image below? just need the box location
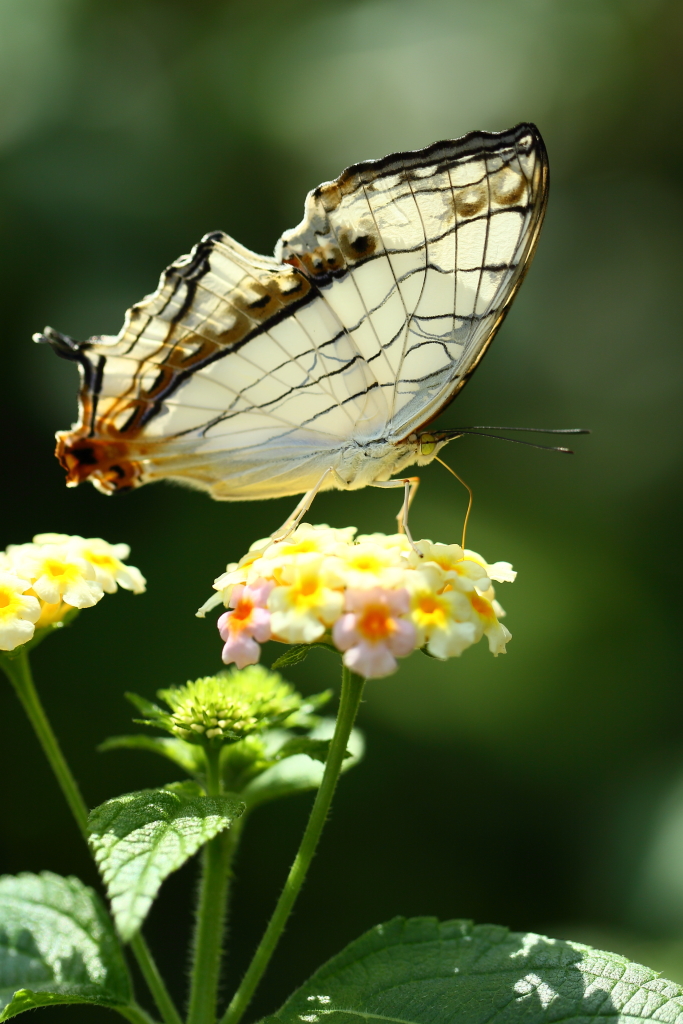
[0,871,130,1020]
[265,917,683,1024]
[88,784,243,941]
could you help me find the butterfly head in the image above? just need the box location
[405,431,461,467]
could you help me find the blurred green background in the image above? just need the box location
[1,0,683,1018]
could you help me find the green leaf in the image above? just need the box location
[125,691,166,719]
[98,734,206,776]
[271,643,337,669]
[0,871,131,1020]
[243,718,364,809]
[275,737,352,765]
[265,916,683,1024]
[88,785,244,941]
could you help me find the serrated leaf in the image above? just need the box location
[265,916,683,1024]
[243,718,364,809]
[0,871,131,1020]
[99,734,205,776]
[88,787,244,941]
[271,643,337,669]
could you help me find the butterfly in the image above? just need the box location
[37,122,551,532]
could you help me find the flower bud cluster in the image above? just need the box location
[137,667,306,744]
[0,533,145,651]
[199,523,516,679]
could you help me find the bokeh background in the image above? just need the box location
[1,0,683,1019]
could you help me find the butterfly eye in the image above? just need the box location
[420,434,436,456]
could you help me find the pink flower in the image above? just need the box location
[218,578,273,670]
[332,587,417,678]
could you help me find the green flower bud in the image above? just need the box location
[133,666,306,745]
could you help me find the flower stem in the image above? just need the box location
[219,665,365,1024]
[0,648,182,1024]
[187,745,241,1024]
[130,933,183,1024]
[2,648,89,834]
[117,1003,159,1024]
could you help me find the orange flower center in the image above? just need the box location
[46,560,66,578]
[0,592,10,609]
[298,579,319,597]
[231,598,254,624]
[470,594,493,620]
[358,605,394,642]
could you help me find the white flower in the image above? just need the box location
[67,536,146,594]
[0,571,41,651]
[12,543,103,608]
[406,566,478,658]
[326,542,407,589]
[203,523,517,676]
[268,556,344,644]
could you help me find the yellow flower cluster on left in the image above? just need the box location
[0,533,146,651]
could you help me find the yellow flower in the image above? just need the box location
[200,524,356,619]
[327,542,407,589]
[467,591,512,655]
[12,543,103,608]
[355,532,413,554]
[464,549,516,584]
[0,571,41,651]
[268,556,344,643]
[407,566,478,658]
[204,523,517,676]
[66,536,146,594]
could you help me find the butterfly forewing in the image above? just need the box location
[48,123,547,499]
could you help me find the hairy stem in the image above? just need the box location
[3,648,89,834]
[1,648,182,1024]
[220,665,365,1024]
[187,744,241,1024]
[130,933,183,1024]
[116,1002,159,1024]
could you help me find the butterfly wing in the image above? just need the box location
[44,123,547,499]
[278,122,548,440]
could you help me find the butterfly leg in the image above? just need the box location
[269,467,334,544]
[370,477,421,554]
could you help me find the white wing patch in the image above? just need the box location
[45,123,547,500]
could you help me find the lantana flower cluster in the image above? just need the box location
[199,524,516,679]
[0,533,145,651]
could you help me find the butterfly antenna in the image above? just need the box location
[442,429,582,453]
[434,456,473,549]
[467,427,590,435]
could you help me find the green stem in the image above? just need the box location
[116,1002,159,1024]
[0,648,182,1024]
[220,666,365,1024]
[130,933,183,1024]
[2,648,89,835]
[187,744,240,1024]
